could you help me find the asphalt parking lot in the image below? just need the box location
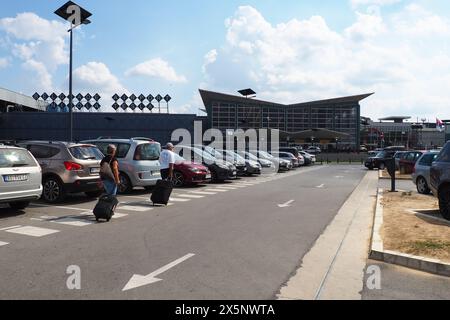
[0,165,368,299]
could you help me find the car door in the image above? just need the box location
[25,145,54,174]
[431,143,450,191]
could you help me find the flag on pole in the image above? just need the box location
[436,118,445,132]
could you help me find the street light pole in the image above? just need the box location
[69,24,74,142]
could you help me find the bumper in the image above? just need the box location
[131,171,161,187]
[0,186,42,204]
[186,173,211,184]
[247,166,262,174]
[236,166,247,176]
[64,179,103,193]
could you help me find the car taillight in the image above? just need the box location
[64,161,83,171]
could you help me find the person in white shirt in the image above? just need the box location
[159,143,176,180]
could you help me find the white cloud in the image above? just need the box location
[125,58,187,83]
[202,5,450,120]
[73,62,128,111]
[22,59,53,91]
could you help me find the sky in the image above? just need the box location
[1,0,450,121]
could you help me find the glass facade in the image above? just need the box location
[210,100,360,147]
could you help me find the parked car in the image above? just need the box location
[364,150,398,170]
[198,145,247,176]
[238,151,274,170]
[82,138,161,194]
[0,145,42,210]
[171,153,211,187]
[175,146,236,182]
[271,152,299,168]
[412,151,439,194]
[279,147,305,165]
[18,141,104,203]
[218,149,261,176]
[306,146,322,154]
[360,145,368,152]
[430,141,450,220]
[398,151,425,174]
[299,151,316,165]
[394,151,408,170]
[251,150,292,171]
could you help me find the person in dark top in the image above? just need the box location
[100,144,120,196]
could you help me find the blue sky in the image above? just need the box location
[1,0,450,120]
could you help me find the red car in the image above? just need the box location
[172,154,211,187]
[399,151,425,174]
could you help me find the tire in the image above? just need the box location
[85,190,103,198]
[172,171,185,188]
[42,177,66,203]
[416,177,430,195]
[9,201,30,210]
[438,186,450,221]
[118,173,132,194]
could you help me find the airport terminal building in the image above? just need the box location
[200,89,373,149]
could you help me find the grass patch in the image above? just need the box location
[410,240,450,251]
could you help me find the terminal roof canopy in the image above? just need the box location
[279,129,350,141]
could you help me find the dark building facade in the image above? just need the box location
[200,89,373,149]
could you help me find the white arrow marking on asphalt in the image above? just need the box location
[278,200,295,208]
[335,176,344,178]
[316,184,325,188]
[122,253,195,292]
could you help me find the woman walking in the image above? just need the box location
[100,144,120,196]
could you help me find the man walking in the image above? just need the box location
[159,143,176,180]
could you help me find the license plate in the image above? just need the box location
[233,171,237,176]
[205,174,212,179]
[90,168,100,174]
[4,174,29,182]
[152,171,161,176]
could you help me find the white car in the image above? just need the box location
[0,145,42,210]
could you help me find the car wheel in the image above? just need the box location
[9,201,30,210]
[43,177,65,203]
[85,190,103,198]
[416,177,430,195]
[438,186,450,221]
[118,173,132,194]
[173,171,185,188]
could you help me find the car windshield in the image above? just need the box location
[222,150,245,162]
[134,143,161,161]
[204,146,222,159]
[0,149,37,168]
[174,154,186,162]
[257,150,275,160]
[376,151,387,158]
[190,147,216,162]
[69,146,104,160]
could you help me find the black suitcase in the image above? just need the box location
[151,180,173,206]
[93,195,119,222]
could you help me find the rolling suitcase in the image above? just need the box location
[93,195,119,222]
[151,180,173,206]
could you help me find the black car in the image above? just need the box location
[176,146,237,182]
[430,141,450,220]
[365,150,397,170]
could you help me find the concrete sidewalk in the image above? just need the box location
[277,170,379,300]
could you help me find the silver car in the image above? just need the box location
[18,141,105,203]
[0,145,42,210]
[412,151,439,195]
[82,138,161,193]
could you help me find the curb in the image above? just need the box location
[369,188,450,277]
[378,170,411,181]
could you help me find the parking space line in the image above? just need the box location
[0,225,23,231]
[189,191,217,195]
[5,226,60,237]
[174,194,205,199]
[30,204,93,212]
[0,241,9,247]
[205,189,229,192]
[119,205,154,212]
[215,187,238,190]
[119,195,149,200]
[49,217,96,227]
[169,197,191,202]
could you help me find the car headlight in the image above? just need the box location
[189,168,201,173]
[218,164,229,170]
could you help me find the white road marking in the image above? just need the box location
[189,191,217,195]
[5,226,60,237]
[335,176,344,179]
[50,217,95,227]
[278,200,295,208]
[112,213,129,219]
[0,241,9,247]
[174,194,205,199]
[169,197,191,202]
[0,225,23,231]
[30,204,93,212]
[120,205,154,212]
[205,189,228,193]
[317,184,325,188]
[119,195,149,200]
[123,253,195,291]
[215,186,237,190]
